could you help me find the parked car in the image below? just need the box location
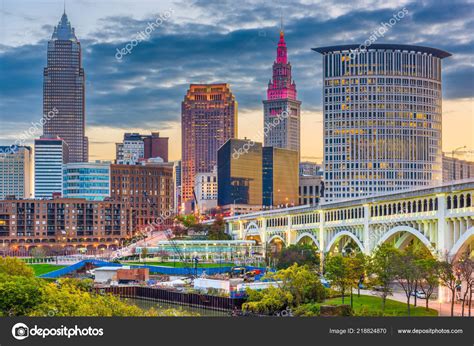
[320,277,331,288]
[410,290,427,299]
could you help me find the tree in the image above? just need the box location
[438,255,458,317]
[0,274,43,316]
[456,251,473,316]
[393,244,422,316]
[324,254,352,304]
[0,257,193,317]
[30,247,47,259]
[207,214,231,240]
[243,264,326,315]
[0,257,35,277]
[274,244,320,270]
[417,257,440,311]
[368,243,398,311]
[140,247,148,262]
[346,253,366,308]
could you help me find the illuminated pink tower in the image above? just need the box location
[263,23,301,154]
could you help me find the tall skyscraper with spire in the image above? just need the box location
[43,10,88,162]
[263,24,301,154]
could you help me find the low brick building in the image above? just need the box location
[0,197,132,255]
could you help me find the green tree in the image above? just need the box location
[242,286,293,315]
[207,214,231,240]
[140,247,149,262]
[392,244,425,316]
[0,274,43,316]
[368,244,399,311]
[346,253,366,308]
[324,254,352,304]
[243,264,326,315]
[0,257,35,277]
[274,244,320,269]
[417,257,439,311]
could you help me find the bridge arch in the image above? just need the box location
[295,232,320,250]
[325,231,364,253]
[267,234,286,253]
[449,227,474,258]
[242,222,264,245]
[377,225,436,255]
[267,234,286,245]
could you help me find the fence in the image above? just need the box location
[96,286,245,312]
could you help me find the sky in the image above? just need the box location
[0,0,473,162]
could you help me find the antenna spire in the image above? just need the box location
[63,0,66,14]
[280,9,284,33]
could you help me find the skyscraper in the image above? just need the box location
[263,29,301,153]
[262,146,299,207]
[43,11,87,163]
[313,44,451,201]
[34,136,69,199]
[217,139,263,209]
[181,84,238,205]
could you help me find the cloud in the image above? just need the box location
[0,0,472,146]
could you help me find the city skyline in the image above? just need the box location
[0,0,472,163]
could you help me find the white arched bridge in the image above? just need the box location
[216,179,474,259]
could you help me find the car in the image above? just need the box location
[410,290,427,299]
[320,277,331,288]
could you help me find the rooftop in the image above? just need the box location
[312,44,452,59]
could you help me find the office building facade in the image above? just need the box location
[313,44,451,200]
[217,139,262,208]
[299,175,323,206]
[63,161,111,201]
[181,84,238,205]
[116,132,169,165]
[34,136,69,199]
[110,162,174,229]
[262,147,299,207]
[194,168,218,214]
[43,11,88,162]
[442,153,474,182]
[0,146,32,199]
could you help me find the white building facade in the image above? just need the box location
[194,169,217,214]
[313,44,451,201]
[34,136,68,199]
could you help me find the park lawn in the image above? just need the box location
[125,261,236,268]
[29,264,67,276]
[324,294,438,317]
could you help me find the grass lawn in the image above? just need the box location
[324,294,438,316]
[124,261,236,268]
[29,264,67,276]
